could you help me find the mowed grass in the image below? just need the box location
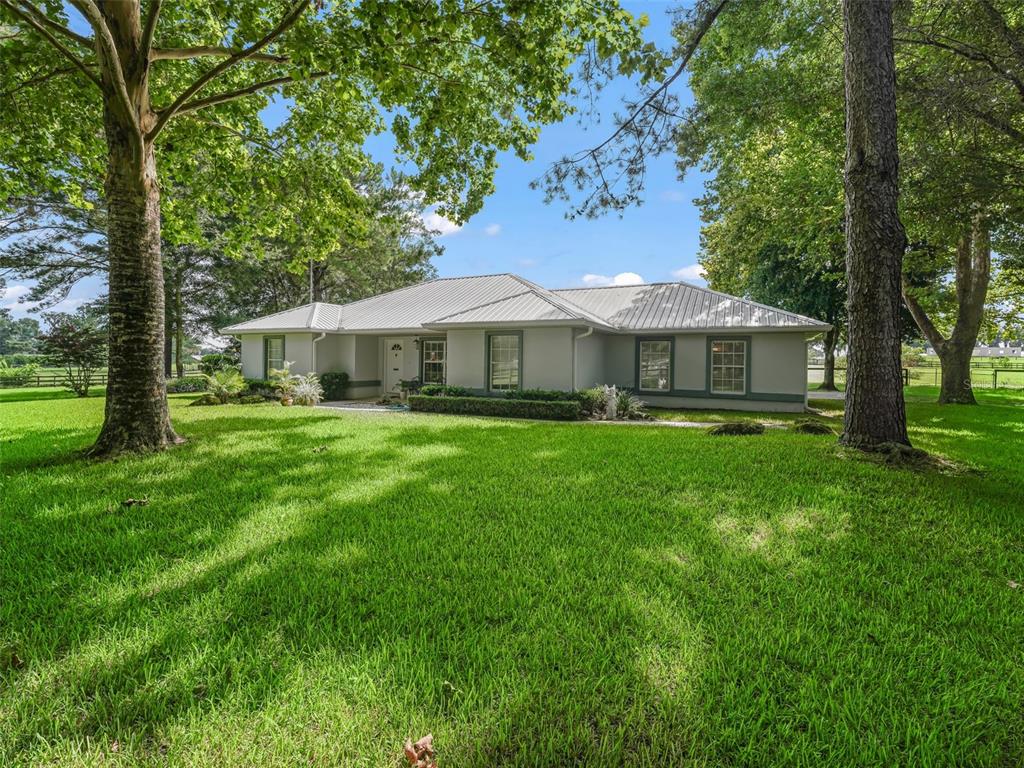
[1,388,1023,766]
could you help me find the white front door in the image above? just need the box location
[384,337,416,392]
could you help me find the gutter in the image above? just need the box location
[572,326,595,391]
[311,332,327,373]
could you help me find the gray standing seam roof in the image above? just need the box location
[220,274,829,334]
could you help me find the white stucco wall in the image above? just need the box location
[750,333,808,395]
[522,327,572,390]
[446,329,486,390]
[574,331,606,390]
[603,335,635,389]
[239,335,263,379]
[237,333,313,378]
[674,335,705,391]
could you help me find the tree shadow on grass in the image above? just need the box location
[1,408,1023,764]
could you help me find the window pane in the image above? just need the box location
[422,339,446,384]
[266,337,284,371]
[711,339,746,394]
[489,335,519,390]
[639,340,670,391]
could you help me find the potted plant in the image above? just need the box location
[397,377,420,402]
[268,361,300,406]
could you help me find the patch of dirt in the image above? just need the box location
[840,442,982,476]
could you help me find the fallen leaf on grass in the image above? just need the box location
[121,497,149,508]
[312,445,328,454]
[403,733,435,767]
[1009,581,1020,590]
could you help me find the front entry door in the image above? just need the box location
[384,337,413,393]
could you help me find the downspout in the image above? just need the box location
[572,326,595,391]
[312,332,326,373]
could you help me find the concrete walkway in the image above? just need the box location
[318,400,410,413]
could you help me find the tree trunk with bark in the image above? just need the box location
[820,326,838,391]
[839,0,911,450]
[903,216,991,405]
[88,3,179,457]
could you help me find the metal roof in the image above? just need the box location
[553,283,829,331]
[221,274,829,334]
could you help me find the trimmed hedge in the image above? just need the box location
[408,394,580,420]
[504,387,581,402]
[166,376,207,393]
[419,384,474,397]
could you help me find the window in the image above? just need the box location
[488,334,520,390]
[422,339,446,384]
[710,339,747,395]
[264,335,284,377]
[638,339,671,392]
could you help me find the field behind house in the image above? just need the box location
[1,387,1022,766]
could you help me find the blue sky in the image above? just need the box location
[2,1,707,320]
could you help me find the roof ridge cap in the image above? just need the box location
[429,289,537,322]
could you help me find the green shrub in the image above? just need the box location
[166,376,207,393]
[707,421,765,436]
[505,387,579,402]
[242,378,276,398]
[239,394,265,404]
[408,395,580,420]
[203,369,245,403]
[188,393,221,406]
[199,352,239,375]
[576,386,606,417]
[0,353,44,367]
[320,371,350,400]
[0,361,40,387]
[419,384,474,397]
[615,389,649,420]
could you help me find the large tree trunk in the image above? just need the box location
[89,1,179,457]
[839,0,910,449]
[820,326,838,391]
[903,216,991,405]
[91,133,179,457]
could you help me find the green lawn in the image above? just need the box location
[1,388,1023,766]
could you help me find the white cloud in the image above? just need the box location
[421,210,462,237]
[581,272,645,287]
[672,264,706,282]
[0,284,31,307]
[660,190,685,203]
[483,223,501,236]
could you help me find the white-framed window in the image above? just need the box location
[710,339,747,395]
[264,335,284,377]
[638,339,671,392]
[422,339,446,384]
[488,333,520,390]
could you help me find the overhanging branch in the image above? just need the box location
[14,0,91,46]
[152,46,288,63]
[148,0,311,141]
[0,0,101,89]
[160,71,328,120]
[140,0,161,64]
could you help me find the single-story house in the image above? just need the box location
[221,273,830,412]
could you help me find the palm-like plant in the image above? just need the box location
[202,368,245,404]
[268,361,300,396]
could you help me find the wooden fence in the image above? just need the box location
[808,365,1024,389]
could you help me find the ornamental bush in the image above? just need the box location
[0,361,39,387]
[408,395,580,420]
[320,371,350,400]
